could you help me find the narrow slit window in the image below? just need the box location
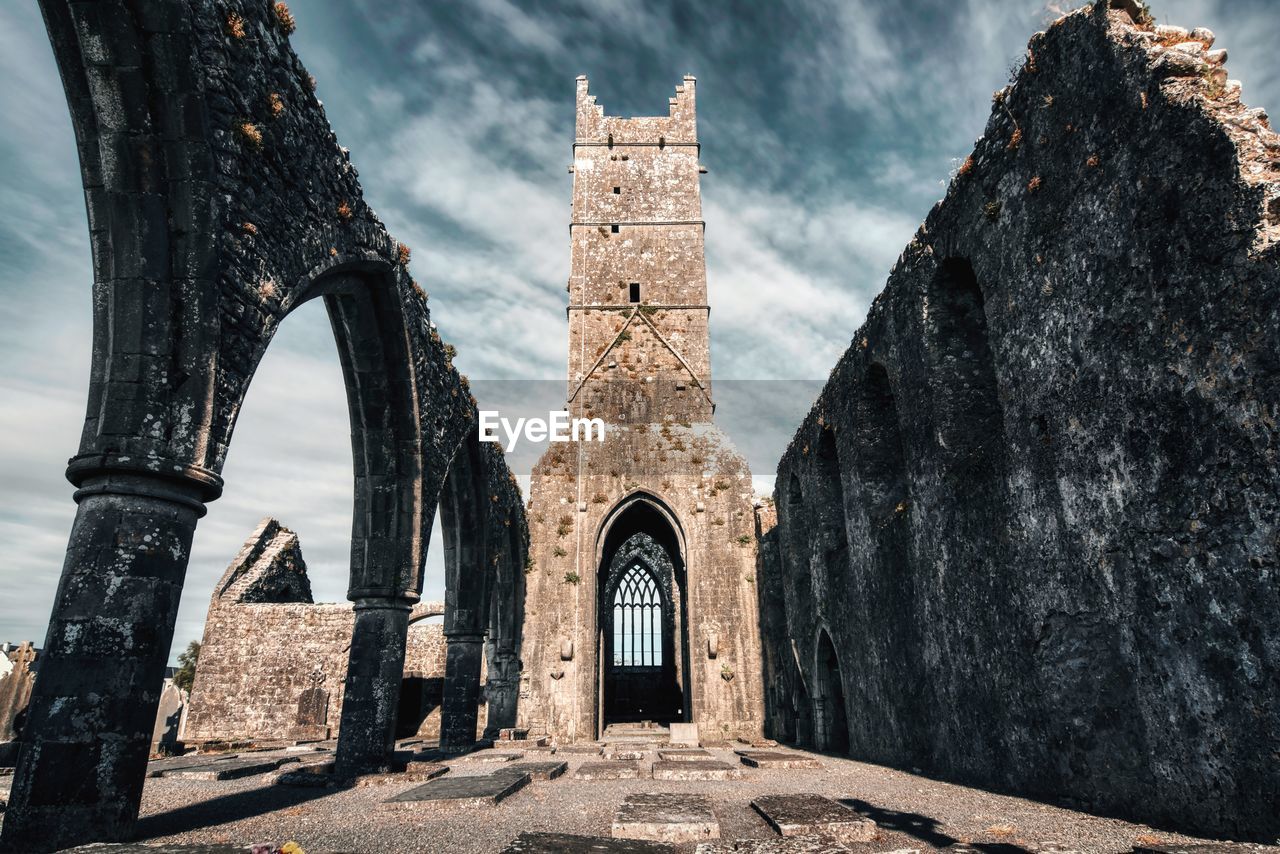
[612,186,621,194]
[629,282,641,303]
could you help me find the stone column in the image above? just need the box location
[482,648,520,738]
[440,633,485,752]
[0,471,211,852]
[334,598,411,776]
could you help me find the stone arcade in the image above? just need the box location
[0,0,527,849]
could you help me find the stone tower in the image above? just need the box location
[518,76,764,743]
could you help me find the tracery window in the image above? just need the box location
[613,564,662,667]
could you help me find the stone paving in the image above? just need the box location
[26,742,1278,853]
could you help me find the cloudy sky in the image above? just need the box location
[1,0,1276,662]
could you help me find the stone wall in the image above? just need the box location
[185,519,448,743]
[759,2,1280,841]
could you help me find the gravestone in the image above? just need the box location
[668,723,699,746]
[750,795,876,842]
[290,668,330,742]
[651,760,741,781]
[379,768,531,809]
[738,752,821,769]
[612,793,719,843]
[0,643,36,742]
[151,680,186,754]
[574,761,649,780]
[503,833,676,853]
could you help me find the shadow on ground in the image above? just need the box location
[841,799,1034,853]
[135,784,339,839]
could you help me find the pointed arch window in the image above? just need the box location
[613,564,662,667]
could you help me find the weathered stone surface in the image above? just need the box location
[695,839,853,854]
[751,795,876,842]
[667,723,700,747]
[612,793,719,843]
[651,760,742,781]
[353,763,449,786]
[464,751,524,763]
[738,752,821,769]
[0,4,530,847]
[502,833,676,853]
[145,754,239,778]
[605,745,650,761]
[0,644,36,743]
[558,744,604,755]
[185,521,451,745]
[379,769,531,809]
[756,2,1280,844]
[151,679,187,753]
[508,760,568,781]
[160,756,297,781]
[656,748,711,762]
[574,761,649,780]
[518,77,764,746]
[64,846,251,853]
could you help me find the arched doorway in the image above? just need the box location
[596,494,690,731]
[814,628,849,754]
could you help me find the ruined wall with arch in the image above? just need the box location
[758,2,1280,842]
[3,1,527,849]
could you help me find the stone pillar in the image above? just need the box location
[440,633,485,752]
[334,599,411,776]
[0,471,210,852]
[482,649,520,738]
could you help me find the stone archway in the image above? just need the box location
[813,628,849,755]
[594,493,691,732]
[0,2,517,848]
[601,538,684,725]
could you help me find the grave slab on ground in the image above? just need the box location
[354,763,449,786]
[145,754,240,778]
[558,744,604,755]
[605,744,650,761]
[64,845,256,853]
[574,761,649,780]
[508,760,568,780]
[379,769,531,810]
[501,832,677,853]
[657,748,711,762]
[694,838,853,853]
[651,760,742,781]
[612,792,720,844]
[465,751,525,763]
[738,751,821,769]
[751,794,876,842]
[159,756,296,780]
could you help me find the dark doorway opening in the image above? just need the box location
[394,675,443,739]
[815,629,849,754]
[597,495,689,729]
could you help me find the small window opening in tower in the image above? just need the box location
[607,134,614,149]
[613,186,621,194]
[611,224,620,234]
[629,283,641,303]
[658,136,665,150]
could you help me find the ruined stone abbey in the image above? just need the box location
[2,0,1279,850]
